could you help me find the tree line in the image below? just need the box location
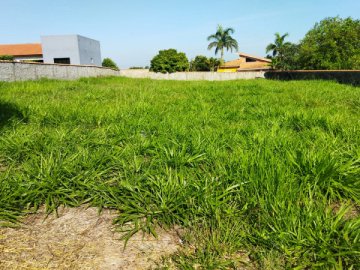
[266,17,360,70]
[1,16,358,72]
[146,16,359,73]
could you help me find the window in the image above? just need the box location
[245,58,256,62]
[54,58,71,64]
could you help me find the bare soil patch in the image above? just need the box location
[0,206,180,269]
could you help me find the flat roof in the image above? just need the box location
[41,34,100,43]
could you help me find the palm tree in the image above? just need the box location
[266,32,291,57]
[207,25,239,63]
[266,33,292,69]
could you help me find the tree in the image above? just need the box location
[208,57,221,71]
[266,33,291,57]
[190,56,210,71]
[266,33,293,70]
[267,42,300,70]
[102,58,119,70]
[207,25,239,62]
[278,43,300,70]
[0,55,14,61]
[190,56,221,71]
[150,49,189,73]
[298,17,360,70]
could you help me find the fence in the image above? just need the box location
[264,70,360,86]
[1,62,359,84]
[119,69,266,80]
[0,61,119,82]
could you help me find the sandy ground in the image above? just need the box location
[0,206,180,269]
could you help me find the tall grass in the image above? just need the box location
[0,77,359,268]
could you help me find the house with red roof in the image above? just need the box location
[0,43,43,62]
[0,35,102,66]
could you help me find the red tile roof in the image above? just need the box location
[0,43,42,57]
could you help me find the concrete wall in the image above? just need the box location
[119,69,266,80]
[0,62,119,82]
[3,63,358,84]
[0,63,264,82]
[265,70,360,86]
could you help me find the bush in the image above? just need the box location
[189,56,221,72]
[150,49,189,73]
[0,55,14,61]
[102,58,119,70]
[208,57,221,71]
[129,66,148,69]
[190,56,210,71]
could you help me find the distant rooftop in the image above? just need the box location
[0,43,42,56]
[238,52,271,63]
[221,52,271,68]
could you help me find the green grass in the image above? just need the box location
[0,77,359,269]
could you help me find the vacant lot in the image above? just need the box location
[0,77,359,269]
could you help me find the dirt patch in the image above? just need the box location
[330,201,360,220]
[0,161,7,172]
[0,206,180,269]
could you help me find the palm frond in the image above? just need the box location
[207,34,220,41]
[281,33,289,40]
[224,27,235,35]
[266,43,276,53]
[208,42,219,50]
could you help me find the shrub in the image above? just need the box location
[190,56,210,71]
[189,56,221,72]
[0,55,14,61]
[129,66,147,69]
[208,57,221,71]
[150,49,189,73]
[102,58,119,70]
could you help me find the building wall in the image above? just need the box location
[41,35,81,65]
[217,68,238,73]
[78,35,102,66]
[14,55,43,62]
[218,62,270,72]
[41,35,101,66]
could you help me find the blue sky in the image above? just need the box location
[1,0,359,68]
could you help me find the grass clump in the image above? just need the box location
[0,77,359,269]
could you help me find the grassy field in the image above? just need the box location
[0,77,359,269]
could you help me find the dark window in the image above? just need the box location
[245,58,256,62]
[54,58,71,64]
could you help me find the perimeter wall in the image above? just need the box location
[0,61,119,82]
